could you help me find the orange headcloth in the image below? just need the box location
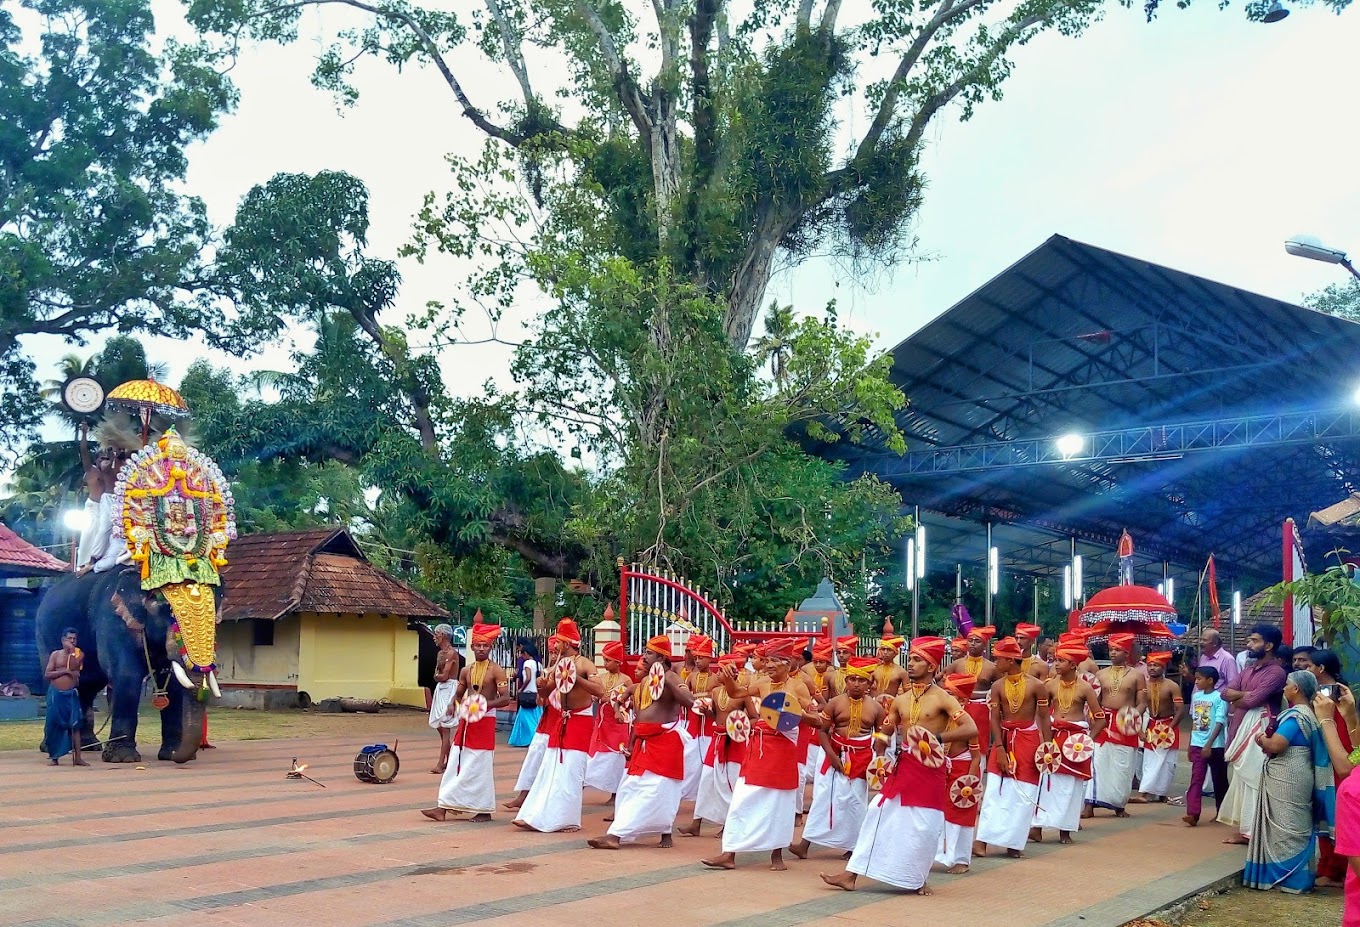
[687,634,715,658]
[1015,622,1043,641]
[969,626,997,643]
[555,618,582,646]
[842,656,878,679]
[879,635,907,654]
[812,643,834,662]
[836,635,860,652]
[1055,638,1089,664]
[470,622,502,645]
[909,636,948,669]
[646,635,673,658]
[992,637,1024,660]
[1108,633,1135,655]
[601,640,626,663]
[942,673,977,700]
[1146,651,1173,667]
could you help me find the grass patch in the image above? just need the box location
[1129,884,1342,927]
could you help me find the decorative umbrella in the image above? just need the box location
[106,379,190,445]
[1079,584,1179,648]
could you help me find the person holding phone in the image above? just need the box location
[1309,649,1356,887]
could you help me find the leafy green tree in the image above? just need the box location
[1306,277,1360,322]
[0,0,235,457]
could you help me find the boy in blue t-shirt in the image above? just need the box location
[1183,666,1228,825]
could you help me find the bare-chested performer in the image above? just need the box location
[422,622,510,821]
[834,634,859,669]
[973,636,1053,858]
[681,635,716,802]
[946,626,998,700]
[1031,636,1105,844]
[871,635,908,706]
[1130,651,1184,803]
[514,619,604,832]
[585,640,633,800]
[589,636,696,849]
[1015,623,1049,681]
[800,642,841,784]
[505,635,559,811]
[678,653,748,838]
[44,629,88,766]
[820,637,976,895]
[791,655,883,860]
[935,672,988,874]
[1083,632,1148,818]
[427,624,459,774]
[702,638,819,871]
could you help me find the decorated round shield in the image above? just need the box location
[1035,740,1062,773]
[691,697,713,716]
[1061,731,1096,764]
[462,693,489,724]
[1080,671,1102,700]
[1146,722,1176,750]
[902,725,946,769]
[646,661,666,701]
[758,690,803,736]
[554,656,578,694]
[950,774,982,808]
[866,754,894,790]
[1115,706,1143,737]
[607,683,630,708]
[725,711,751,743]
[62,377,105,415]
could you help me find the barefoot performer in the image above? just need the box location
[820,637,976,894]
[422,622,510,822]
[589,636,696,849]
[1032,635,1104,844]
[585,641,633,800]
[506,635,560,811]
[1131,651,1184,803]
[427,624,459,774]
[680,654,750,838]
[1084,632,1147,818]
[791,655,883,860]
[935,672,987,874]
[702,638,818,871]
[681,635,716,802]
[514,620,604,833]
[974,636,1053,859]
[946,626,998,700]
[44,629,88,767]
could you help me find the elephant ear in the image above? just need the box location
[110,588,146,637]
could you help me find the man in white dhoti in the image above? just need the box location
[791,656,882,859]
[589,635,695,849]
[681,635,716,802]
[820,637,977,894]
[974,636,1053,859]
[702,638,817,871]
[678,654,747,837]
[505,635,558,811]
[421,622,511,821]
[935,671,989,873]
[1083,633,1147,819]
[427,624,459,775]
[514,619,604,833]
[1033,635,1104,844]
[1130,651,1184,803]
[585,641,632,798]
[800,643,842,787]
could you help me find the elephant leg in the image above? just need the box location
[159,676,185,762]
[103,678,143,763]
[172,683,204,765]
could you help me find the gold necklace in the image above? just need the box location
[601,671,624,694]
[1003,673,1026,714]
[1056,677,1077,714]
[637,682,654,711]
[847,696,864,736]
[469,659,490,694]
[875,664,893,691]
[964,655,982,676]
[1109,666,1128,690]
[1149,679,1163,715]
[904,682,929,726]
[812,670,825,694]
[715,686,730,711]
[691,671,710,695]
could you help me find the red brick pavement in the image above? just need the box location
[0,732,1244,927]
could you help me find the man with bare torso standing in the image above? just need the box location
[946,627,998,700]
[871,635,908,705]
[44,629,88,767]
[1083,632,1147,818]
[514,619,604,833]
[1130,651,1184,804]
[427,624,459,774]
[589,635,695,849]
[1032,636,1104,844]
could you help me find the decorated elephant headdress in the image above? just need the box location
[112,427,236,697]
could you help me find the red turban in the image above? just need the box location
[969,626,997,642]
[1108,633,1135,654]
[470,622,502,645]
[555,618,582,645]
[687,634,715,658]
[950,637,968,652]
[842,656,878,680]
[762,638,801,661]
[733,642,758,658]
[909,636,947,669]
[1015,622,1043,641]
[646,635,673,658]
[836,635,860,651]
[601,640,625,662]
[812,643,834,661]
[1146,651,1173,666]
[1055,639,1089,663]
[879,635,906,653]
[942,673,977,700]
[992,637,1024,660]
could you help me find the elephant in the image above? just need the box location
[34,566,220,764]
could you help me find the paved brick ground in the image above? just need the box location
[0,732,1244,927]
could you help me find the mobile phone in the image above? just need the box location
[1320,684,1342,700]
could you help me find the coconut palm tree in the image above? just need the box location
[753,302,796,386]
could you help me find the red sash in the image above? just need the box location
[796,723,814,763]
[626,722,686,780]
[944,748,980,827]
[1050,718,1092,780]
[1144,715,1180,750]
[590,705,631,756]
[535,703,560,735]
[548,710,594,752]
[456,714,497,751]
[1096,712,1140,749]
[880,747,948,811]
[818,733,874,780]
[986,720,1042,786]
[704,732,749,768]
[739,722,801,790]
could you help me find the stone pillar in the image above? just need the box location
[593,611,621,664]
[533,577,555,631]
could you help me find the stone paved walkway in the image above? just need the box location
[0,732,1244,927]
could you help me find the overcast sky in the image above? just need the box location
[21,0,1360,435]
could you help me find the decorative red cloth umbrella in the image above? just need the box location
[1079,584,1179,646]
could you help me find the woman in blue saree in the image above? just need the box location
[1244,670,1336,893]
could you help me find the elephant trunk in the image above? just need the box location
[172,677,206,764]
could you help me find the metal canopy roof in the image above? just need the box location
[830,234,1360,591]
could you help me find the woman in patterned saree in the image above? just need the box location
[1243,671,1335,893]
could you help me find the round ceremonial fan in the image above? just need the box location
[646,662,665,702]
[1035,741,1062,774]
[1146,723,1176,750]
[725,712,751,743]
[950,774,982,809]
[691,697,713,716]
[866,754,894,790]
[1080,671,1102,700]
[607,683,630,708]
[902,726,946,769]
[1061,731,1096,764]
[554,656,578,694]
[1115,706,1143,737]
[62,377,105,416]
[462,693,489,724]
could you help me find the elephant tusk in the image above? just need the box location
[171,662,194,690]
[207,671,222,698]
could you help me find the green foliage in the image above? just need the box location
[1257,551,1360,640]
[0,0,237,457]
[1306,278,1360,323]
